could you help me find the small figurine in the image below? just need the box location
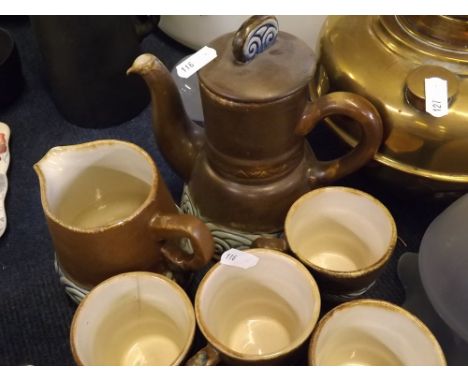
[0,123,10,238]
[0,133,6,154]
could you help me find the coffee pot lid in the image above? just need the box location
[198,16,316,103]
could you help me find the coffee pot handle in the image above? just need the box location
[295,92,383,185]
[149,213,214,271]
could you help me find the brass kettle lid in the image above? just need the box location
[395,15,468,51]
[199,16,316,103]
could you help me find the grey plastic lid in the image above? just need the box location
[419,193,468,343]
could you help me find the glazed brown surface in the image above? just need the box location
[129,16,383,233]
[37,141,214,289]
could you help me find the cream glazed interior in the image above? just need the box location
[71,272,195,366]
[286,187,396,273]
[34,140,160,302]
[310,300,446,366]
[34,140,155,230]
[196,248,321,361]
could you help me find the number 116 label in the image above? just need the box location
[176,46,217,79]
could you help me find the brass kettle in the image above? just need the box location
[128,16,383,251]
[315,16,468,194]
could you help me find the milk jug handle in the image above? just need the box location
[150,213,214,271]
[295,91,383,185]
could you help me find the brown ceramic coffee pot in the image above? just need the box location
[128,16,383,253]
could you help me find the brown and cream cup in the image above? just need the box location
[189,248,321,365]
[70,271,195,366]
[283,186,397,297]
[308,299,446,366]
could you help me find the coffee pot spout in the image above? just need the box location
[127,53,204,181]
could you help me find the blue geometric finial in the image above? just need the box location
[232,16,279,63]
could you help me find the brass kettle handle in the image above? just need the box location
[232,15,279,63]
[295,92,383,185]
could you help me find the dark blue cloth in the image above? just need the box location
[0,17,453,366]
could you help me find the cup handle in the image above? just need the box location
[150,213,214,271]
[251,237,290,253]
[186,344,221,366]
[295,91,383,186]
